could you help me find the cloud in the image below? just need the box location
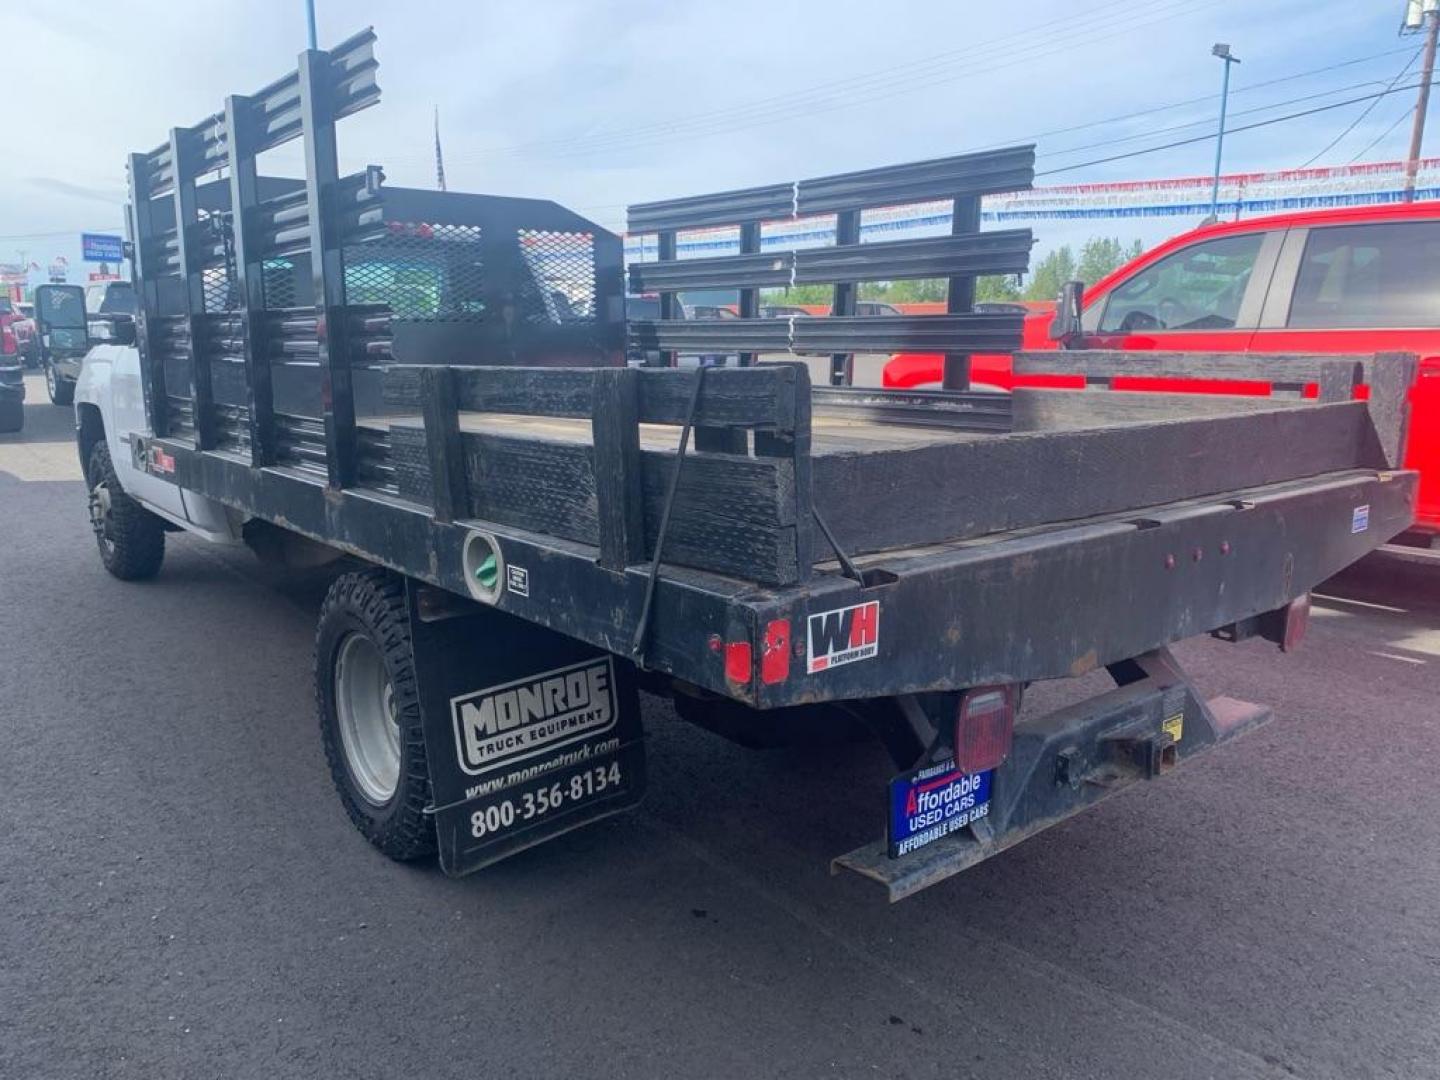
[0,0,1419,260]
[24,178,126,205]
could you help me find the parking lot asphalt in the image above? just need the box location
[3,373,1439,1080]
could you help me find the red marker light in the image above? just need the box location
[760,620,790,685]
[954,685,1017,775]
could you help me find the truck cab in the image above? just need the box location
[884,202,1440,543]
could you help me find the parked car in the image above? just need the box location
[760,304,814,319]
[0,297,26,372]
[626,294,736,368]
[85,279,137,316]
[687,303,738,320]
[12,302,38,368]
[0,303,22,432]
[884,201,1440,547]
[34,280,138,404]
[854,300,901,317]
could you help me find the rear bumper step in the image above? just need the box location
[832,648,1270,901]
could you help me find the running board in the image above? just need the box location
[831,649,1270,902]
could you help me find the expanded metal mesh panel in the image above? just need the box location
[343,223,484,321]
[198,210,238,313]
[262,259,299,309]
[516,228,595,324]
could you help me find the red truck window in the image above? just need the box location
[1098,233,1264,334]
[1287,221,1440,329]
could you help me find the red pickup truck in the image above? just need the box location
[885,201,1440,545]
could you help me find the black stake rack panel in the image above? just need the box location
[624,145,1036,391]
[126,27,624,489]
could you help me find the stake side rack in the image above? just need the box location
[124,31,1418,713]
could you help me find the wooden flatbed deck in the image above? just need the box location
[360,409,992,455]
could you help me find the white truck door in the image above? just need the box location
[79,344,192,521]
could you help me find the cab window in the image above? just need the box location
[1287,221,1440,328]
[1098,233,1264,333]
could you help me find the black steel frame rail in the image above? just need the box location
[143,425,1415,710]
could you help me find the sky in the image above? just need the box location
[0,0,1430,278]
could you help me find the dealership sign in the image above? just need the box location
[81,233,124,263]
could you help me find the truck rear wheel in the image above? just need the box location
[315,569,436,861]
[87,441,165,580]
[45,362,74,405]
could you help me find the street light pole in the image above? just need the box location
[304,0,318,50]
[1209,43,1241,220]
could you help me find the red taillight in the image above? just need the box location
[954,685,1017,775]
[724,641,752,685]
[1281,594,1310,652]
[1,326,15,355]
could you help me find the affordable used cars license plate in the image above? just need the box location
[887,758,992,859]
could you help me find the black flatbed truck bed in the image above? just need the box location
[94,29,1419,899]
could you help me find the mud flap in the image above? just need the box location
[407,585,646,876]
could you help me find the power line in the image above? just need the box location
[1040,77,1413,162]
[1298,46,1422,167]
[458,0,1137,158]
[409,0,1222,166]
[1037,80,1439,177]
[440,0,1158,160]
[1349,105,1417,162]
[0,228,121,243]
[584,75,1426,220]
[962,46,1418,157]
[412,34,1416,172]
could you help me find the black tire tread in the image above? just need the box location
[88,441,165,580]
[47,367,74,405]
[315,568,436,861]
[0,399,21,433]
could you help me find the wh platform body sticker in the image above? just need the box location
[806,600,880,674]
[1351,504,1370,534]
[450,657,616,775]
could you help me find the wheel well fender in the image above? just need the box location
[76,402,105,480]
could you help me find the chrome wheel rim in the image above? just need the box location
[88,480,115,555]
[334,632,402,804]
[45,364,56,397]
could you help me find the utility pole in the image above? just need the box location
[304,0,318,50]
[434,108,447,192]
[1209,44,1241,219]
[1403,1,1439,201]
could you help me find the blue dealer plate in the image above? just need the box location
[887,759,992,859]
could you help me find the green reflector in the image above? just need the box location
[475,553,498,589]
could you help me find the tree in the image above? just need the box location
[975,274,1022,302]
[766,284,831,305]
[1024,245,1076,302]
[1076,236,1143,287]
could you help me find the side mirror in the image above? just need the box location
[34,284,90,354]
[1048,279,1086,350]
[87,313,136,346]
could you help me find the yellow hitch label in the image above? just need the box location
[1162,713,1184,744]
